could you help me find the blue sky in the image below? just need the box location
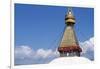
[15,4,94,65]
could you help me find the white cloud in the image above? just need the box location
[15,45,59,65]
[15,46,35,59]
[35,49,58,59]
[79,37,94,60]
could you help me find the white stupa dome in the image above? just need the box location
[49,56,92,65]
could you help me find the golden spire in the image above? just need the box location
[65,7,75,24]
[58,7,82,57]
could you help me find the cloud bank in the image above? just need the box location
[80,37,94,60]
[15,46,59,65]
[15,37,94,65]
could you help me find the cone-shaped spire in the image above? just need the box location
[58,8,82,57]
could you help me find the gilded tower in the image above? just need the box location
[58,8,82,57]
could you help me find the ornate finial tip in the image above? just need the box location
[68,7,72,14]
[65,7,75,24]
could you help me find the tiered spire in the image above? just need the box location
[58,8,82,57]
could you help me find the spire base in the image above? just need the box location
[58,46,82,57]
